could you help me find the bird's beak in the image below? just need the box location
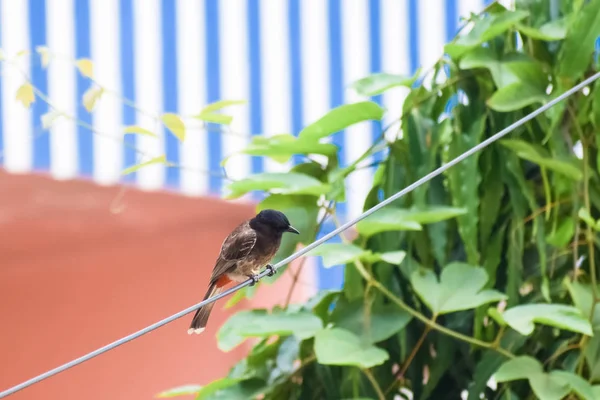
[287,225,300,234]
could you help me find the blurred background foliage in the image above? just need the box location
[155,0,600,399]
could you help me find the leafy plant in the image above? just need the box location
[149,0,600,398]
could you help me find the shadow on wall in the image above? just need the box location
[0,170,315,400]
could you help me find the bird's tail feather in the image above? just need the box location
[188,282,223,335]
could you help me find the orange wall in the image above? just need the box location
[0,171,315,400]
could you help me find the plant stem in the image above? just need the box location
[582,144,598,319]
[400,323,432,377]
[361,368,385,400]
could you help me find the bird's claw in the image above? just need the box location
[265,264,277,277]
[248,274,259,286]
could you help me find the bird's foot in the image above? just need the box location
[265,264,277,277]
[247,274,259,286]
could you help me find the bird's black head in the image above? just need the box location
[252,209,300,235]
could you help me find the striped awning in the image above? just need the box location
[0,0,488,220]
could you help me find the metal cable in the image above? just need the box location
[2,71,599,399]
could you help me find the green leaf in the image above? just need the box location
[356,209,422,237]
[195,99,246,125]
[565,279,600,330]
[578,207,596,228]
[494,357,568,400]
[193,378,244,400]
[446,116,485,265]
[349,72,416,96]
[445,10,530,58]
[122,155,167,175]
[558,0,600,80]
[356,206,466,238]
[224,172,330,199]
[551,371,596,400]
[411,263,506,315]
[330,298,412,344]
[15,83,35,108]
[487,81,548,112]
[156,385,202,398]
[299,101,384,141]
[459,49,528,88]
[500,139,583,180]
[307,243,370,268]
[35,45,52,67]
[314,328,389,368]
[161,113,186,141]
[82,86,103,112]
[546,217,575,247]
[123,125,158,138]
[494,357,596,400]
[236,134,337,164]
[41,110,63,129]
[75,58,93,78]
[494,355,543,381]
[377,250,406,265]
[501,304,593,336]
[217,309,323,352]
[515,18,568,41]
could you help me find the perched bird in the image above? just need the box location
[188,209,300,334]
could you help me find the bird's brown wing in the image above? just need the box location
[209,221,257,283]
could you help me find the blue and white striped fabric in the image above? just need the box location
[0,0,491,288]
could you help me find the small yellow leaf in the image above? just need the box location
[0,48,5,60]
[161,113,185,141]
[16,50,30,58]
[122,155,167,175]
[82,86,103,112]
[41,110,64,129]
[15,83,35,108]
[123,126,158,137]
[36,46,51,67]
[76,58,94,78]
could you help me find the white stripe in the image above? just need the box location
[89,0,123,185]
[175,0,208,196]
[381,0,410,139]
[259,0,292,173]
[342,0,372,220]
[132,0,164,190]
[46,0,77,179]
[219,0,251,182]
[418,0,446,88]
[299,0,330,163]
[0,0,32,173]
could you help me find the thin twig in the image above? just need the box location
[361,368,385,400]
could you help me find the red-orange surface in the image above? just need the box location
[0,171,314,400]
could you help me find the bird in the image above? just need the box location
[187,209,300,335]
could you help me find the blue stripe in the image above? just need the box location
[75,0,93,176]
[161,0,179,188]
[288,0,303,166]
[316,221,345,290]
[247,0,264,175]
[120,0,136,183]
[369,0,383,163]
[205,0,222,193]
[408,0,420,74]
[328,0,346,215]
[319,0,346,291]
[445,0,458,41]
[30,0,49,171]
